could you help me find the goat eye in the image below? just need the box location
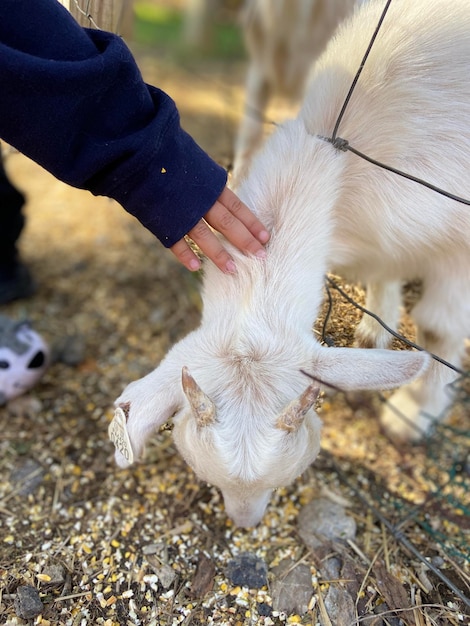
[0,360,10,369]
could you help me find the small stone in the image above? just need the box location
[142,543,161,555]
[430,555,445,569]
[149,309,166,331]
[41,564,66,585]
[52,334,86,366]
[10,458,45,496]
[271,559,312,615]
[189,553,215,597]
[7,396,43,418]
[297,497,356,549]
[369,602,402,626]
[14,585,43,620]
[226,553,268,588]
[323,582,356,626]
[318,551,345,588]
[146,555,176,589]
[257,602,272,617]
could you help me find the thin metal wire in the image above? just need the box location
[320,281,335,347]
[321,450,470,609]
[335,141,470,206]
[332,0,393,141]
[71,0,100,29]
[325,0,470,207]
[325,276,466,375]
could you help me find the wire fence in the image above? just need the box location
[314,0,470,587]
[322,279,470,556]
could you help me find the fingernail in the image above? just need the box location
[226,260,237,273]
[258,230,270,243]
[189,258,201,271]
[255,249,267,259]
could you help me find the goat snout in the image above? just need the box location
[222,489,273,528]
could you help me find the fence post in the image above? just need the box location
[58,0,134,37]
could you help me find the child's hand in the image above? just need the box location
[170,187,270,273]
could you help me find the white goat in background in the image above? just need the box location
[232,0,358,182]
[110,0,470,528]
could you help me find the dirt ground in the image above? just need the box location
[1,23,469,626]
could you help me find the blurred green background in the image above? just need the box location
[133,1,246,60]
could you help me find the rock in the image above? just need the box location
[430,555,445,569]
[142,543,162,555]
[190,553,216,597]
[10,458,45,496]
[320,554,341,579]
[323,582,356,626]
[372,561,412,622]
[145,553,176,590]
[41,564,66,585]
[315,543,368,626]
[360,603,402,626]
[226,553,268,588]
[14,585,43,620]
[7,396,43,418]
[257,602,272,617]
[149,309,166,332]
[297,497,356,549]
[52,334,86,366]
[271,559,313,615]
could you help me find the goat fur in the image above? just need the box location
[112,0,470,527]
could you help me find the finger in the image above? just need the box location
[170,238,202,272]
[205,199,268,258]
[218,187,270,244]
[187,220,237,274]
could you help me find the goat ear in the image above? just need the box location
[111,365,184,468]
[182,366,216,427]
[277,384,320,432]
[312,346,429,392]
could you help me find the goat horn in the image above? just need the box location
[276,385,320,433]
[181,366,216,427]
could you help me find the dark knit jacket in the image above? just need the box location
[0,0,227,247]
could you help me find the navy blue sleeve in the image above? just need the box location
[0,0,227,247]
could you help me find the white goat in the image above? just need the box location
[110,0,470,528]
[232,0,358,182]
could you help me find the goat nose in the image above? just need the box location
[28,350,46,369]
